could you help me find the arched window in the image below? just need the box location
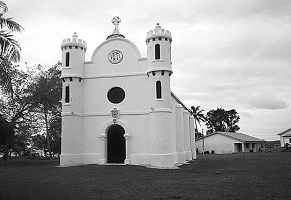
[156,81,162,99]
[65,52,70,67]
[65,86,70,103]
[155,44,160,60]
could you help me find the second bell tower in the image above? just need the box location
[146,23,175,168]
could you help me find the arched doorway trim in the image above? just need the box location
[100,120,131,164]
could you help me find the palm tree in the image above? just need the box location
[0,1,24,95]
[190,106,206,138]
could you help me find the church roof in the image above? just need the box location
[196,131,264,143]
[171,92,191,113]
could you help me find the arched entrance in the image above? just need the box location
[107,124,126,163]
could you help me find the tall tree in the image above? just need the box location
[0,67,36,160]
[0,1,24,95]
[190,106,206,138]
[29,63,62,159]
[0,114,14,159]
[0,63,62,160]
[205,107,240,135]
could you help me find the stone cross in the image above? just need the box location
[111,16,121,34]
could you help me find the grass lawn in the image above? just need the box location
[0,151,290,200]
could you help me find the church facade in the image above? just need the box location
[60,17,196,168]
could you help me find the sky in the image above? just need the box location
[6,0,291,141]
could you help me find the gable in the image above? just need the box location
[86,37,145,76]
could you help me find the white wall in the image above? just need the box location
[196,134,238,154]
[279,129,291,147]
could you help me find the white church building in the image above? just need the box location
[60,17,195,168]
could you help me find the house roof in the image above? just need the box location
[196,131,264,143]
[219,132,264,142]
[282,133,291,137]
[277,128,291,135]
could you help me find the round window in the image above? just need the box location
[107,87,125,104]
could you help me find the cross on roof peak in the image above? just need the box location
[111,16,121,34]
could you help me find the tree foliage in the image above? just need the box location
[190,106,206,138]
[0,1,23,66]
[0,67,36,160]
[205,108,240,135]
[0,2,62,160]
[0,63,62,160]
[0,1,24,96]
[29,63,62,159]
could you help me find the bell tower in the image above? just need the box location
[146,23,175,168]
[146,23,172,109]
[60,33,86,114]
[60,33,87,165]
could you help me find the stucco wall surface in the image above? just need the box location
[196,134,238,154]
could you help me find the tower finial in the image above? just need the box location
[111,16,121,34]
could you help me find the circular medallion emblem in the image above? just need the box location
[108,50,123,64]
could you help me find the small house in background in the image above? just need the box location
[266,140,281,149]
[195,131,265,154]
[278,128,291,147]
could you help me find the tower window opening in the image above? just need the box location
[152,72,155,76]
[153,38,155,41]
[69,46,72,49]
[165,38,168,41]
[158,38,161,40]
[75,46,78,49]
[65,86,70,103]
[65,52,70,67]
[69,77,73,82]
[161,71,165,76]
[156,81,162,99]
[81,47,83,50]
[155,44,160,60]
